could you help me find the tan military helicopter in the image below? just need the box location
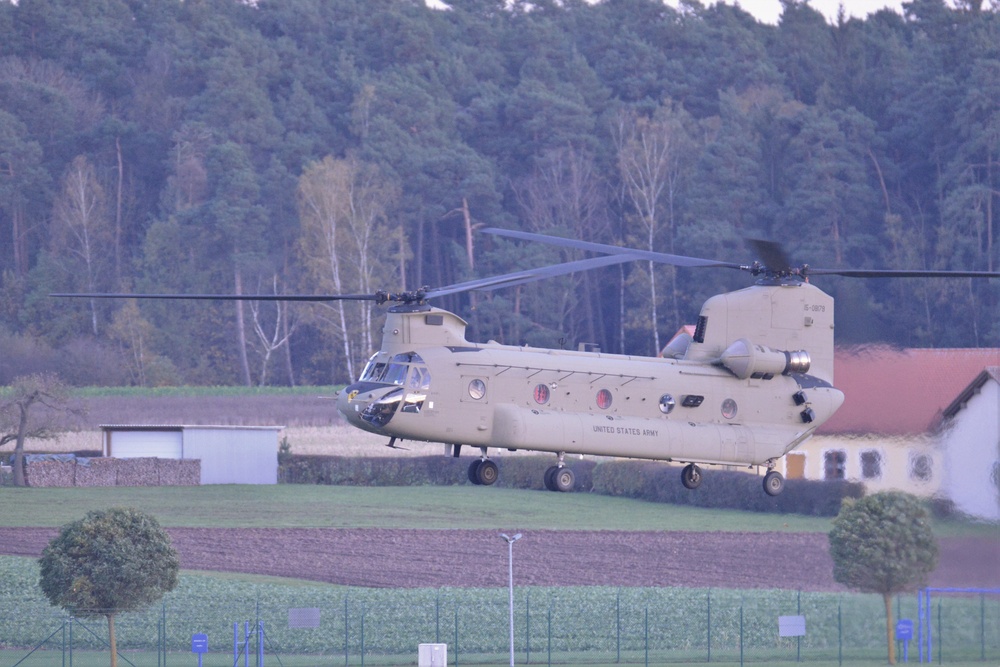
[56,229,998,496]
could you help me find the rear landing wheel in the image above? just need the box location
[681,463,703,490]
[476,459,499,486]
[544,465,560,491]
[468,459,482,485]
[553,467,575,493]
[763,470,785,496]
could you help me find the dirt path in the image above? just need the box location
[2,527,995,591]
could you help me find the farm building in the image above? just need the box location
[781,346,999,521]
[101,424,282,485]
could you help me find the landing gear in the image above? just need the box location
[763,469,784,496]
[467,449,499,486]
[543,453,575,492]
[680,463,703,490]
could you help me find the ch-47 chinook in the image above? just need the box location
[54,229,999,496]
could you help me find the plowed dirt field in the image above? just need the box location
[1,527,996,591]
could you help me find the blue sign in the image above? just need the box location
[896,619,913,641]
[191,633,208,654]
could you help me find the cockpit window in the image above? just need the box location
[382,362,409,385]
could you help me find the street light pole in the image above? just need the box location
[499,533,522,667]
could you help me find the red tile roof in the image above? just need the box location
[817,347,1000,436]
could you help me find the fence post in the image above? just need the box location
[706,590,711,664]
[837,601,842,667]
[344,595,349,667]
[797,589,802,662]
[454,603,459,667]
[526,589,531,665]
[937,599,942,664]
[616,588,621,664]
[436,592,440,644]
[739,604,744,667]
[981,592,986,661]
[69,617,73,667]
[644,605,649,667]
[547,606,552,667]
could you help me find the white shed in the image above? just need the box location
[101,425,282,485]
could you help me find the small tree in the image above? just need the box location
[39,508,180,667]
[828,492,939,664]
[0,373,79,486]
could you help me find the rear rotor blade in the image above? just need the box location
[806,268,1000,279]
[481,227,741,270]
[427,253,641,299]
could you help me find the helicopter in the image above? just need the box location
[54,228,999,496]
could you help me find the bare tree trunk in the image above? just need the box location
[115,136,124,284]
[234,268,252,387]
[13,402,28,487]
[282,309,295,387]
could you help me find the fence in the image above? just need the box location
[2,588,997,666]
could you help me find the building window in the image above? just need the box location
[910,453,933,482]
[824,450,847,480]
[860,450,883,480]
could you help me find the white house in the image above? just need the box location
[101,424,282,484]
[938,368,1000,521]
[780,347,1000,521]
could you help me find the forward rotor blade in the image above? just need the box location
[481,227,741,270]
[806,269,1000,279]
[50,292,378,302]
[426,253,641,299]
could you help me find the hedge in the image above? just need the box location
[280,455,863,516]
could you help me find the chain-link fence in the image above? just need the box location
[2,588,997,666]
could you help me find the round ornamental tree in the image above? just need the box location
[39,508,180,667]
[828,492,938,665]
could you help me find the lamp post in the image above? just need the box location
[499,533,522,667]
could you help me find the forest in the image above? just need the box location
[0,0,997,387]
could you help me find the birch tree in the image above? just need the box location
[614,105,692,354]
[297,156,399,382]
[51,155,112,336]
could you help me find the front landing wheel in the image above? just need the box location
[680,463,703,490]
[763,470,785,496]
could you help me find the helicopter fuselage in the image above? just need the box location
[336,282,845,493]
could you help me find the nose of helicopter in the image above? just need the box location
[337,382,402,432]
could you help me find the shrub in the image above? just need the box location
[279,455,858,515]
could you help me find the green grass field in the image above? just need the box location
[1,485,994,537]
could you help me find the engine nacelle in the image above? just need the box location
[721,338,811,379]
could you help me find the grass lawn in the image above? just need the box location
[0,485,993,537]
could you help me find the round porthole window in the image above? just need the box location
[596,389,613,409]
[533,384,550,405]
[468,379,486,400]
[721,398,738,419]
[659,394,675,414]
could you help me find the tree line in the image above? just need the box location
[0,0,997,386]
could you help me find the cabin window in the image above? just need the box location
[658,394,675,414]
[533,384,550,405]
[824,450,846,480]
[468,379,486,400]
[596,389,613,409]
[860,450,882,479]
[910,453,933,482]
[721,398,738,419]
